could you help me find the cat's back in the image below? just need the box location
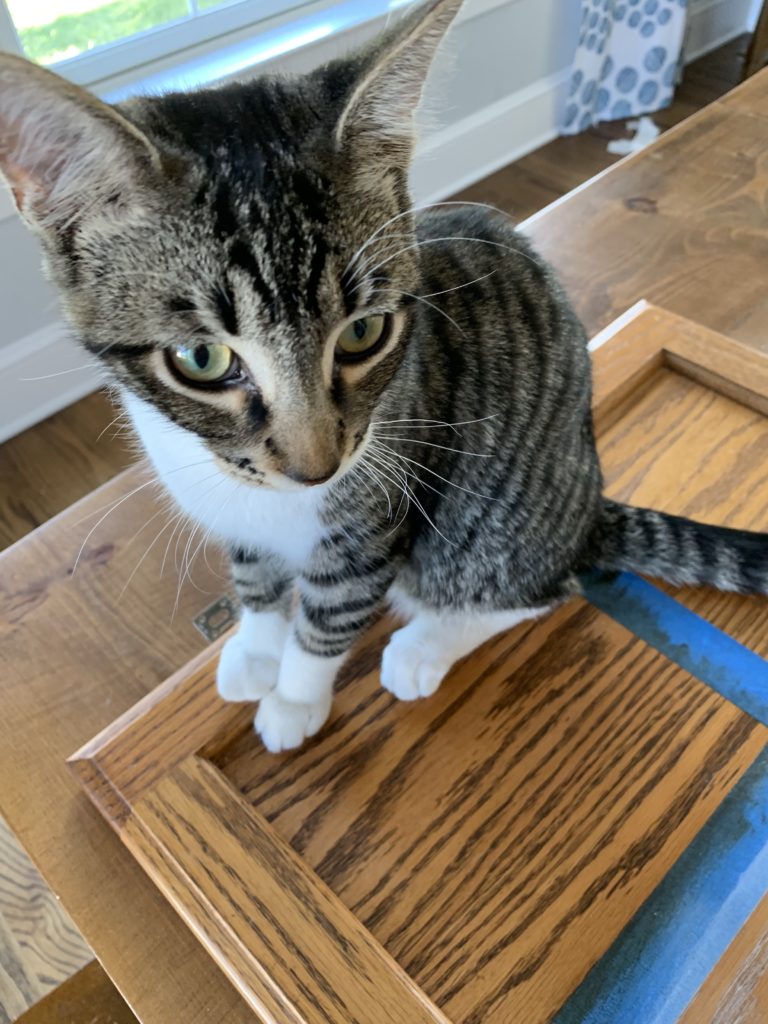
[413,206,589,372]
[414,206,552,287]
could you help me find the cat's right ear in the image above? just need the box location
[334,0,462,158]
[0,54,161,235]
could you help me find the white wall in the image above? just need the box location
[685,0,760,61]
[0,0,757,441]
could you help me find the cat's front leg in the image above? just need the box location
[255,554,395,752]
[217,548,292,702]
[254,634,346,753]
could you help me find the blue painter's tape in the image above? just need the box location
[581,571,768,727]
[554,745,768,1024]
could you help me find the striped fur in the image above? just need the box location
[2,0,767,750]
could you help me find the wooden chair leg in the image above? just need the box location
[744,0,768,79]
[16,961,139,1024]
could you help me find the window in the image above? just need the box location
[0,0,332,85]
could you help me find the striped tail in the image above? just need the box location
[589,499,768,594]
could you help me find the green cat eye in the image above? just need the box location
[169,343,236,385]
[335,314,391,363]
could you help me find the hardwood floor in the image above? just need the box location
[0,392,132,551]
[0,34,749,1022]
[0,821,92,1023]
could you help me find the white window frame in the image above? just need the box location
[0,0,510,96]
[1,0,322,83]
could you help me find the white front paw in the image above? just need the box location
[254,692,331,753]
[381,629,451,701]
[216,633,280,702]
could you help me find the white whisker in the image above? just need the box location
[373,433,491,457]
[366,447,456,546]
[364,235,542,279]
[372,414,498,436]
[365,286,466,337]
[344,199,514,281]
[20,363,101,381]
[419,271,497,299]
[370,441,498,502]
[355,460,392,519]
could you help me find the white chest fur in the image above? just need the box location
[123,394,325,570]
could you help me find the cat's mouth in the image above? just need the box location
[215,452,337,491]
[216,430,370,492]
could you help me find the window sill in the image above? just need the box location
[97,0,514,101]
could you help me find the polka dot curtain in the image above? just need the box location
[562,0,688,134]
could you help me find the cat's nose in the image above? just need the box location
[284,464,339,487]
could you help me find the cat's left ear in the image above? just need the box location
[0,53,162,235]
[335,0,462,155]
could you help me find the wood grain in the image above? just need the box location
[596,330,768,654]
[70,634,246,827]
[584,303,768,666]
[69,593,768,1024]
[0,818,90,1024]
[127,756,450,1024]
[218,603,764,1024]
[590,301,768,420]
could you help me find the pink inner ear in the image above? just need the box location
[6,159,32,208]
[0,116,36,209]
[2,150,42,213]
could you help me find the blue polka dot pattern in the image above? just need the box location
[616,66,639,93]
[639,79,659,104]
[644,46,666,71]
[563,0,686,134]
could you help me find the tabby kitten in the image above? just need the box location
[2,0,766,753]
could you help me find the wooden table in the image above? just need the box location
[3,70,768,1024]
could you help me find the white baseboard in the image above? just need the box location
[0,68,568,442]
[412,69,569,206]
[0,322,103,443]
[685,0,756,64]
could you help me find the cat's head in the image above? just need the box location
[0,0,461,489]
